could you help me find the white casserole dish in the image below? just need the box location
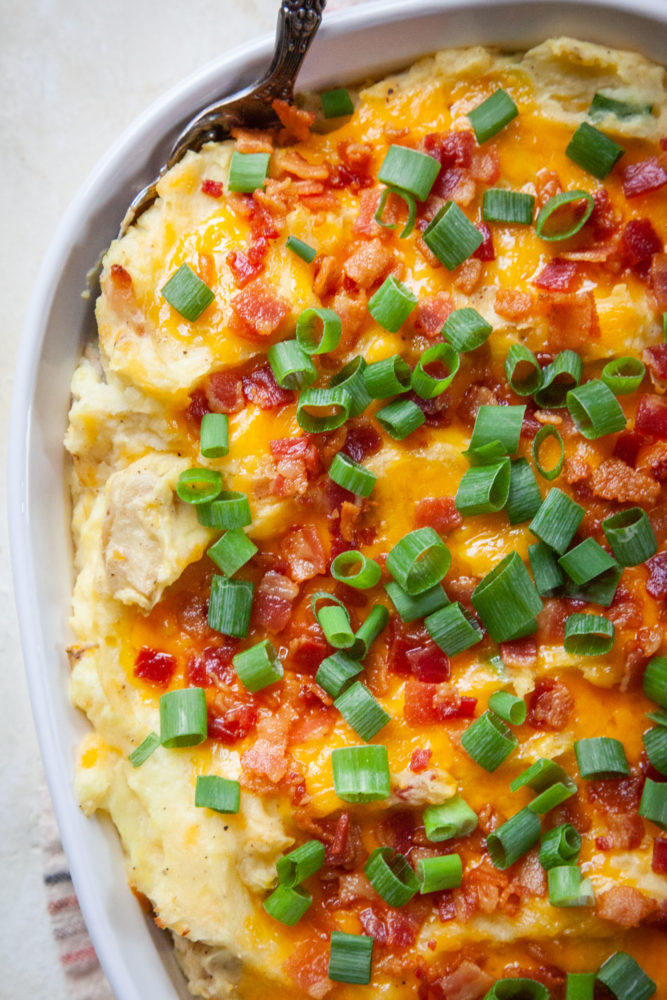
[9,1,667,997]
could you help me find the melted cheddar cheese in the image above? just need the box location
[66,38,667,1000]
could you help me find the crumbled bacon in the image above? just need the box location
[343,419,382,462]
[435,166,476,205]
[133,647,176,687]
[252,571,299,633]
[526,678,573,731]
[201,178,223,198]
[231,279,290,338]
[614,430,645,467]
[621,625,661,692]
[283,938,332,1000]
[471,145,500,185]
[205,370,245,414]
[332,287,368,351]
[283,526,326,582]
[595,812,645,851]
[343,237,394,288]
[622,156,667,199]
[208,703,258,744]
[358,906,419,948]
[653,837,667,873]
[639,441,667,482]
[242,362,294,409]
[494,289,532,320]
[227,238,268,288]
[289,630,328,674]
[275,149,329,180]
[185,388,210,426]
[597,887,656,928]
[637,393,667,438]
[406,644,451,683]
[329,141,374,192]
[650,253,667,310]
[590,457,659,506]
[410,748,433,773]
[454,257,483,293]
[422,130,474,169]
[644,344,667,394]
[414,497,462,535]
[588,775,643,813]
[271,98,315,143]
[543,290,600,352]
[645,552,667,599]
[409,389,452,428]
[403,681,476,725]
[353,188,386,237]
[563,454,591,485]
[533,258,579,291]
[430,961,493,1000]
[535,169,562,208]
[186,643,236,687]
[230,127,273,153]
[473,223,495,262]
[499,637,537,669]
[457,383,499,428]
[621,218,663,279]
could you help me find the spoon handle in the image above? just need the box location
[260,1,328,102]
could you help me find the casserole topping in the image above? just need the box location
[66,38,667,1000]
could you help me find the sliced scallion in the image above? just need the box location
[386,527,451,596]
[574,736,629,779]
[368,275,417,333]
[484,980,549,1000]
[539,824,581,870]
[200,413,229,458]
[443,307,492,352]
[601,356,645,395]
[483,188,535,224]
[331,745,390,803]
[529,541,564,596]
[425,602,483,656]
[128,732,160,768]
[195,774,241,814]
[455,460,511,516]
[469,405,525,456]
[423,794,478,842]
[313,593,357,650]
[197,491,251,530]
[589,92,652,121]
[534,350,583,409]
[377,144,440,201]
[296,307,342,355]
[376,398,426,440]
[565,972,597,1000]
[385,581,450,623]
[602,508,657,567]
[644,656,667,709]
[488,690,526,725]
[328,931,374,985]
[558,537,617,586]
[417,854,463,893]
[297,386,351,432]
[331,549,381,589]
[643,726,667,775]
[566,122,624,180]
[597,952,657,1000]
[334,681,390,742]
[159,687,207,748]
[506,459,543,526]
[264,884,312,926]
[411,342,460,398]
[267,340,317,390]
[505,344,543,396]
[364,355,412,399]
[535,190,595,241]
[564,613,614,655]
[177,467,223,505]
[228,150,270,193]
[548,865,595,907]
[567,379,626,439]
[533,424,565,481]
[467,88,518,143]
[423,201,483,270]
[529,487,584,554]
[208,576,254,637]
[639,778,667,829]
[330,356,372,417]
[471,552,542,643]
[354,605,390,658]
[374,186,417,239]
[315,651,363,699]
[461,710,518,772]
[364,847,419,906]
[321,87,354,118]
[161,263,215,321]
[486,807,542,869]
[286,235,317,263]
[277,840,325,887]
[233,640,283,693]
[328,452,377,497]
[207,528,257,577]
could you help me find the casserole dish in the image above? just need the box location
[9,2,667,999]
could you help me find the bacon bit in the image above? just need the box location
[353,188,386,237]
[537,598,578,644]
[500,965,565,993]
[186,644,236,687]
[325,811,365,870]
[343,419,382,462]
[251,178,290,224]
[410,748,433,773]
[388,619,430,676]
[435,167,476,206]
[608,584,643,630]
[230,127,274,153]
[639,441,667,482]
[653,837,667,873]
[270,435,321,474]
[650,252,667,310]
[473,222,495,261]
[208,703,257,744]
[621,218,663,278]
[637,393,667,438]
[300,192,339,213]
[269,435,321,496]
[406,644,451,683]
[329,143,374,192]
[343,238,394,289]
[404,680,476,725]
[201,178,223,198]
[526,678,574,731]
[437,891,457,923]
[494,288,533,320]
[410,389,452,428]
[590,188,621,242]
[458,859,509,919]
[622,156,667,199]
[252,571,299,633]
[274,150,329,180]
[205,370,245,414]
[430,961,494,1000]
[499,637,537,669]
[231,279,290,339]
[644,343,667,394]
[289,630,328,674]
[646,552,667,599]
[535,169,562,208]
[454,258,483,293]
[283,938,332,1000]
[622,625,661,691]
[614,430,645,467]
[533,258,579,292]
[457,383,499,428]
[595,812,645,851]
[588,775,644,814]
[313,255,340,298]
[227,237,268,288]
[185,388,210,426]
[597,887,656,928]
[414,497,462,534]
[283,526,326,583]
[590,457,660,506]
[423,130,475,169]
[543,290,600,352]
[272,98,315,144]
[413,293,455,338]
[563,455,591,485]
[133,647,176,687]
[471,145,500,184]
[332,287,368,351]
[358,907,419,948]
[242,362,294,409]
[335,501,359,544]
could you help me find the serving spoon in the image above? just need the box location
[119,0,327,236]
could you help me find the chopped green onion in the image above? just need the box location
[364,847,419,906]
[286,235,317,263]
[511,757,576,796]
[597,952,657,1000]
[532,424,565,481]
[567,379,626,439]
[423,794,478,842]
[328,931,374,985]
[643,727,667,775]
[425,602,483,656]
[539,824,581,870]
[321,87,354,118]
[315,652,363,698]
[228,150,270,192]
[601,356,645,395]
[385,581,450,623]
[200,413,229,458]
[332,745,390,803]
[129,732,160,768]
[364,355,412,399]
[505,344,543,396]
[376,398,426,440]
[296,307,342,354]
[267,340,317,390]
[644,656,667,709]
[558,537,617,585]
[264,884,312,925]
[574,736,629,779]
[548,865,595,907]
[334,681,390,742]
[468,88,518,143]
[472,552,543,643]
[354,605,389,658]
[207,528,257,577]
[377,144,440,201]
[314,594,357,650]
[386,527,451,596]
[197,491,251,529]
[461,710,518,772]
[647,708,667,727]
[589,92,652,120]
[529,487,584,554]
[233,640,283,693]
[529,541,564,596]
[534,350,583,409]
[159,687,207,748]
[411,342,460,398]
[417,854,463,893]
[486,807,542,869]
[602,507,657,566]
[483,188,535,224]
[442,307,492,352]
[328,452,377,497]
[464,440,509,467]
[374,186,417,239]
[176,467,223,505]
[566,122,624,179]
[488,690,526,725]
[639,778,667,829]
[297,386,351,432]
[565,973,597,1000]
[423,201,483,270]
[564,561,622,608]
[564,613,615,655]
[455,460,511,515]
[195,775,241,814]
[483,979,550,1000]
[331,549,381,589]
[277,840,325,887]
[529,782,576,814]
[161,263,215,321]
[535,190,595,240]
[469,405,525,456]
[208,576,254,637]
[330,356,372,417]
[507,459,543,526]
[368,275,417,333]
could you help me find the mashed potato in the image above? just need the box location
[67,38,667,1000]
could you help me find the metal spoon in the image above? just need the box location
[119,0,327,236]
